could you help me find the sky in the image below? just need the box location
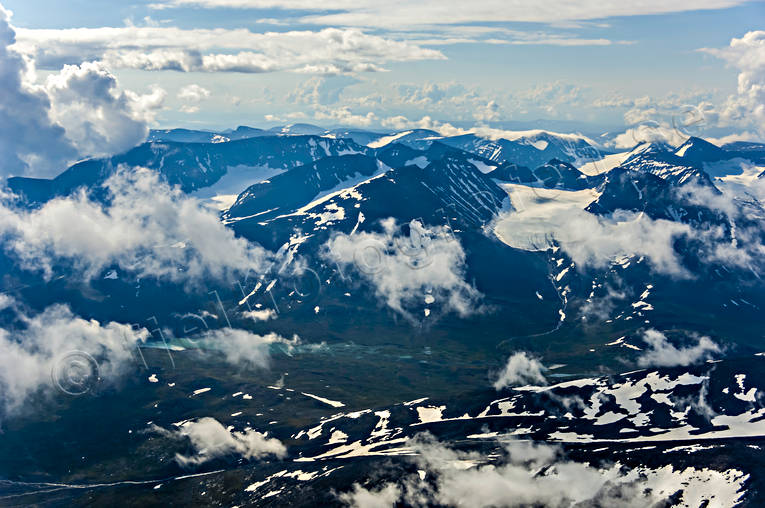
[0,0,764,177]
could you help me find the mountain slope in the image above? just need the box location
[7,136,370,203]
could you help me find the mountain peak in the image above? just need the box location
[674,136,727,162]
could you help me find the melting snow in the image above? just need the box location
[302,392,345,408]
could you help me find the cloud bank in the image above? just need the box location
[12,25,445,75]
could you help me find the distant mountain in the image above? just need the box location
[224,154,385,222]
[7,136,370,203]
[441,131,606,169]
[228,150,509,253]
[722,141,765,164]
[267,123,327,136]
[620,142,715,187]
[324,128,387,147]
[488,158,601,191]
[221,126,270,140]
[366,129,444,149]
[147,128,221,143]
[586,167,724,226]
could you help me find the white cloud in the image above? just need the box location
[518,81,583,116]
[703,131,763,145]
[580,283,629,323]
[473,100,501,122]
[495,206,694,278]
[609,123,690,148]
[0,5,77,177]
[152,417,286,467]
[497,178,765,279]
[322,219,483,320]
[493,352,546,389]
[242,309,277,322]
[637,329,721,367]
[0,303,147,415]
[277,79,605,131]
[151,1,748,29]
[177,84,211,102]
[339,484,401,508]
[0,168,273,284]
[676,181,765,271]
[0,7,164,177]
[178,84,211,113]
[313,106,377,127]
[43,62,165,158]
[13,25,445,75]
[288,76,362,106]
[195,328,299,369]
[702,31,765,136]
[606,32,765,144]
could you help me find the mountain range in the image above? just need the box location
[2,126,765,506]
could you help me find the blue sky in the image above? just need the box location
[2,0,764,139]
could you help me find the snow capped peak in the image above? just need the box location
[366,130,414,148]
[273,123,326,136]
[630,141,674,156]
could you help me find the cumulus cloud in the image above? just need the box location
[43,61,165,157]
[177,84,211,102]
[322,219,483,320]
[12,25,445,75]
[495,204,694,278]
[152,417,286,467]
[396,82,469,108]
[496,176,765,278]
[702,31,765,136]
[473,100,501,122]
[609,121,691,149]
[194,328,300,369]
[606,31,765,146]
[177,83,211,113]
[313,105,377,127]
[339,484,401,508]
[0,168,272,284]
[0,302,147,415]
[676,181,765,271]
[340,435,743,507]
[637,329,721,367]
[493,352,546,389]
[519,81,583,116]
[288,76,360,105]
[0,7,164,177]
[0,5,77,177]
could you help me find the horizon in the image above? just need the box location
[0,0,763,179]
